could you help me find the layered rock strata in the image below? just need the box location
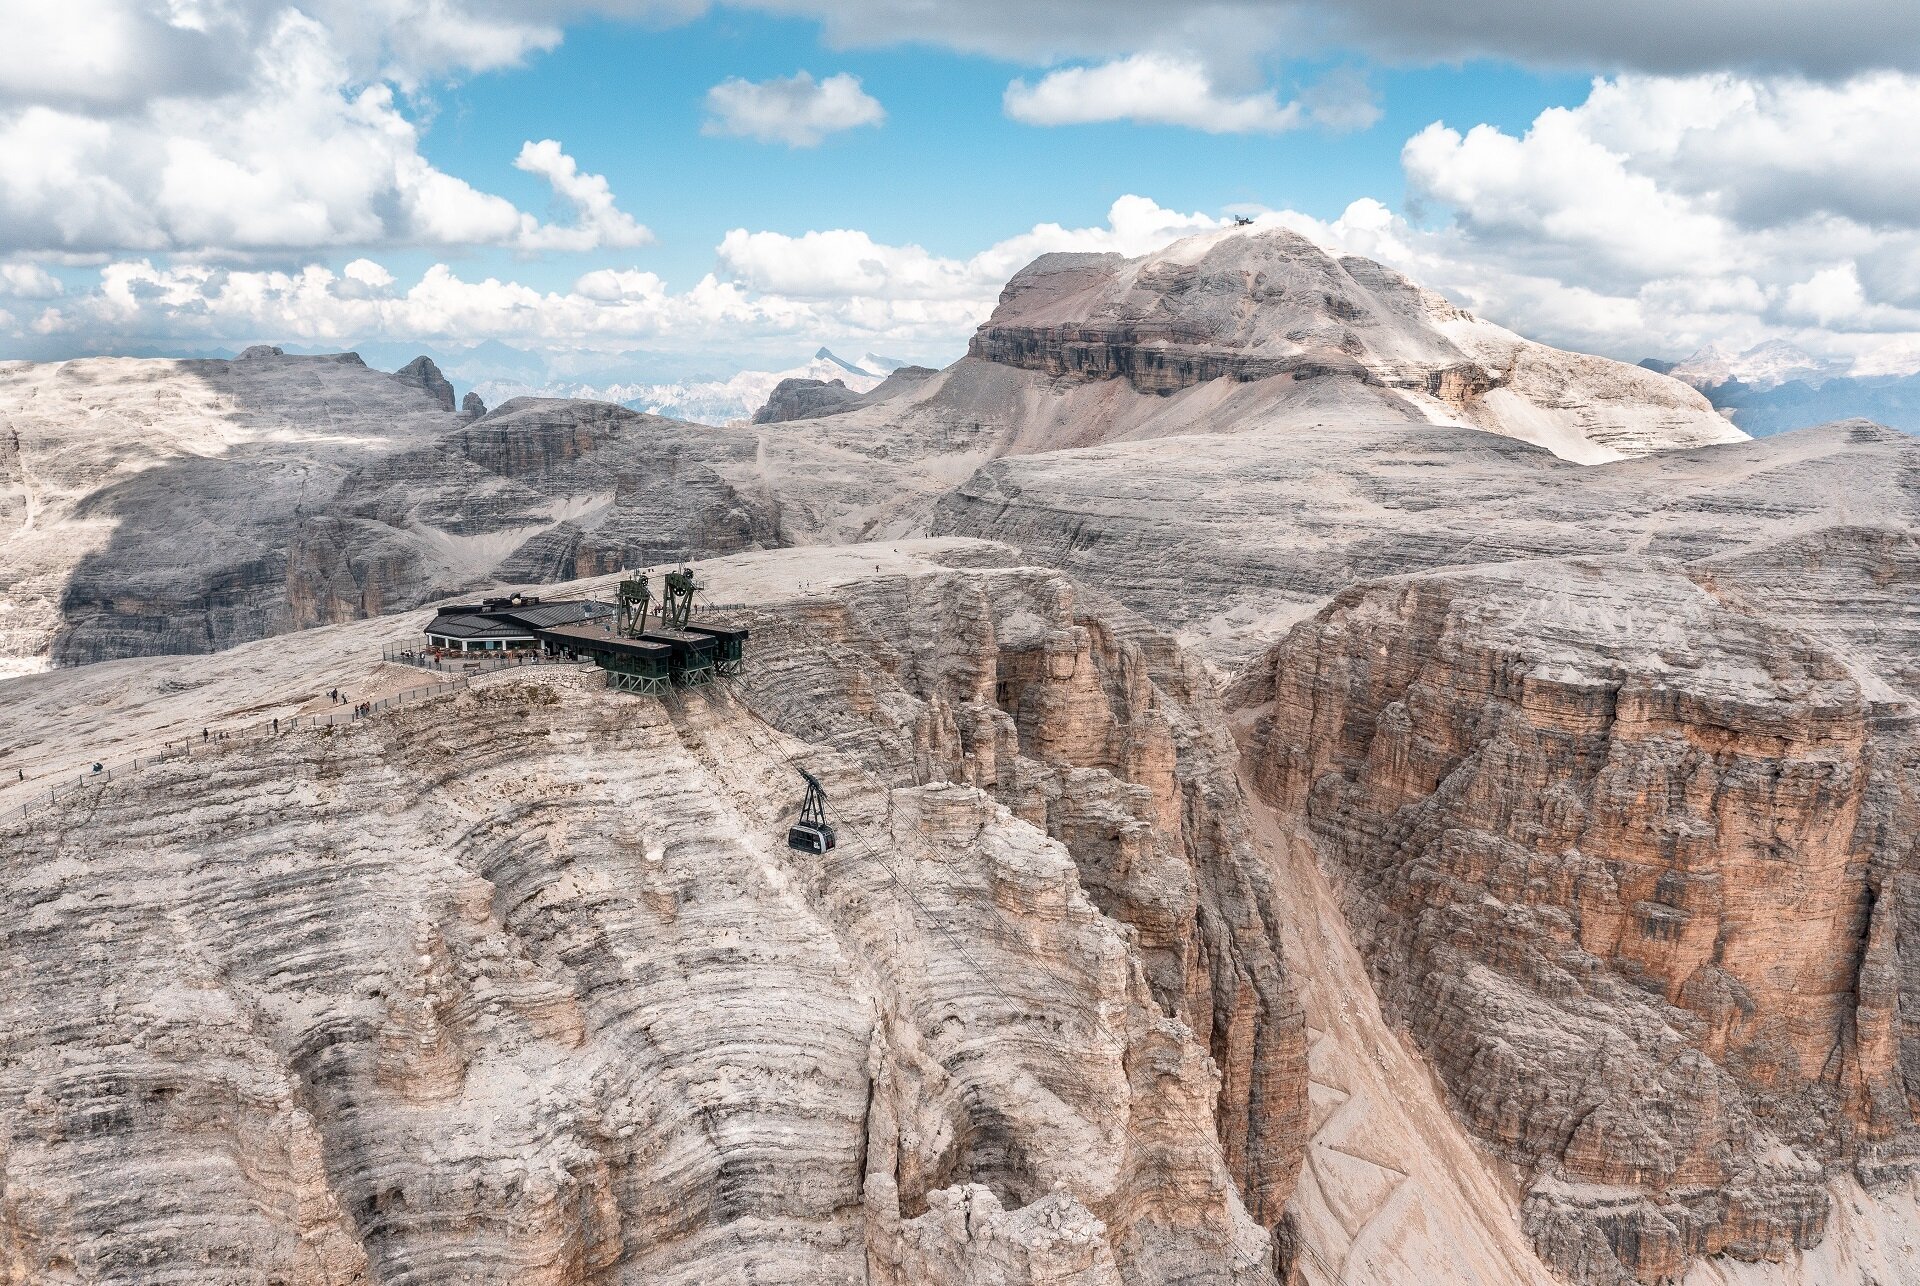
[0,543,1303,1284]
[966,230,1742,461]
[934,419,1918,668]
[1236,557,1920,1284]
[739,561,1309,1228]
[0,353,780,667]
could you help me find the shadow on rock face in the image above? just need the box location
[50,359,784,665]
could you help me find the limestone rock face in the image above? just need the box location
[967,229,1744,462]
[739,561,1309,1226]
[1236,557,1920,1284]
[393,355,456,412]
[753,377,863,423]
[462,391,487,420]
[934,419,1918,668]
[0,357,780,668]
[0,543,1302,1284]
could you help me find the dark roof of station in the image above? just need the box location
[426,613,535,640]
[426,596,614,637]
[536,620,672,658]
[499,599,615,629]
[642,625,719,655]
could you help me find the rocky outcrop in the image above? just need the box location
[739,561,1309,1228]
[462,391,487,420]
[750,367,939,426]
[0,358,784,667]
[394,355,456,412]
[965,230,1742,462]
[0,544,1302,1283]
[1235,557,1920,1284]
[934,419,1919,667]
[753,377,864,423]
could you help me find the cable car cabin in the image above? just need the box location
[788,821,835,854]
[788,767,836,854]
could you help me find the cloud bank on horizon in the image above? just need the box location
[3,0,1920,376]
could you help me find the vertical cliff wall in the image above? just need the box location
[1236,556,1920,1284]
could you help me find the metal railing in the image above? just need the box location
[379,645,557,673]
[7,652,588,827]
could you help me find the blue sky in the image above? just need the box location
[412,13,1581,290]
[4,1,1920,380]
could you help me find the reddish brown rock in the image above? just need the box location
[1236,555,1920,1284]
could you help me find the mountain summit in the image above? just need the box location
[961,226,1744,462]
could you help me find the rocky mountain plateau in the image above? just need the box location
[2,226,1916,1285]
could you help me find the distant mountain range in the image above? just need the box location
[468,347,907,426]
[155,340,918,427]
[605,349,905,425]
[1642,341,1920,436]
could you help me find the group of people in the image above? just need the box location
[329,688,372,717]
[12,678,389,797]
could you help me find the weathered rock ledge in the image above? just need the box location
[0,544,1305,1284]
[1234,556,1920,1285]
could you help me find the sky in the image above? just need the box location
[4,0,1920,380]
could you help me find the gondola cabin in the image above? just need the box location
[788,768,836,854]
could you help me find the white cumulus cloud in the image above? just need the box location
[11,197,1229,362]
[715,194,1225,300]
[0,263,63,299]
[512,140,654,251]
[703,71,885,147]
[1263,72,1920,371]
[0,10,647,257]
[1004,54,1377,134]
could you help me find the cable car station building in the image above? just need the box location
[421,572,748,696]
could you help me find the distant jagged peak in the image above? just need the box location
[392,354,456,412]
[1669,339,1850,391]
[812,346,914,380]
[812,346,869,376]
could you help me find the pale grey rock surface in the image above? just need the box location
[752,376,863,423]
[393,355,456,412]
[0,357,779,669]
[0,351,462,674]
[933,419,1918,669]
[0,542,1300,1284]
